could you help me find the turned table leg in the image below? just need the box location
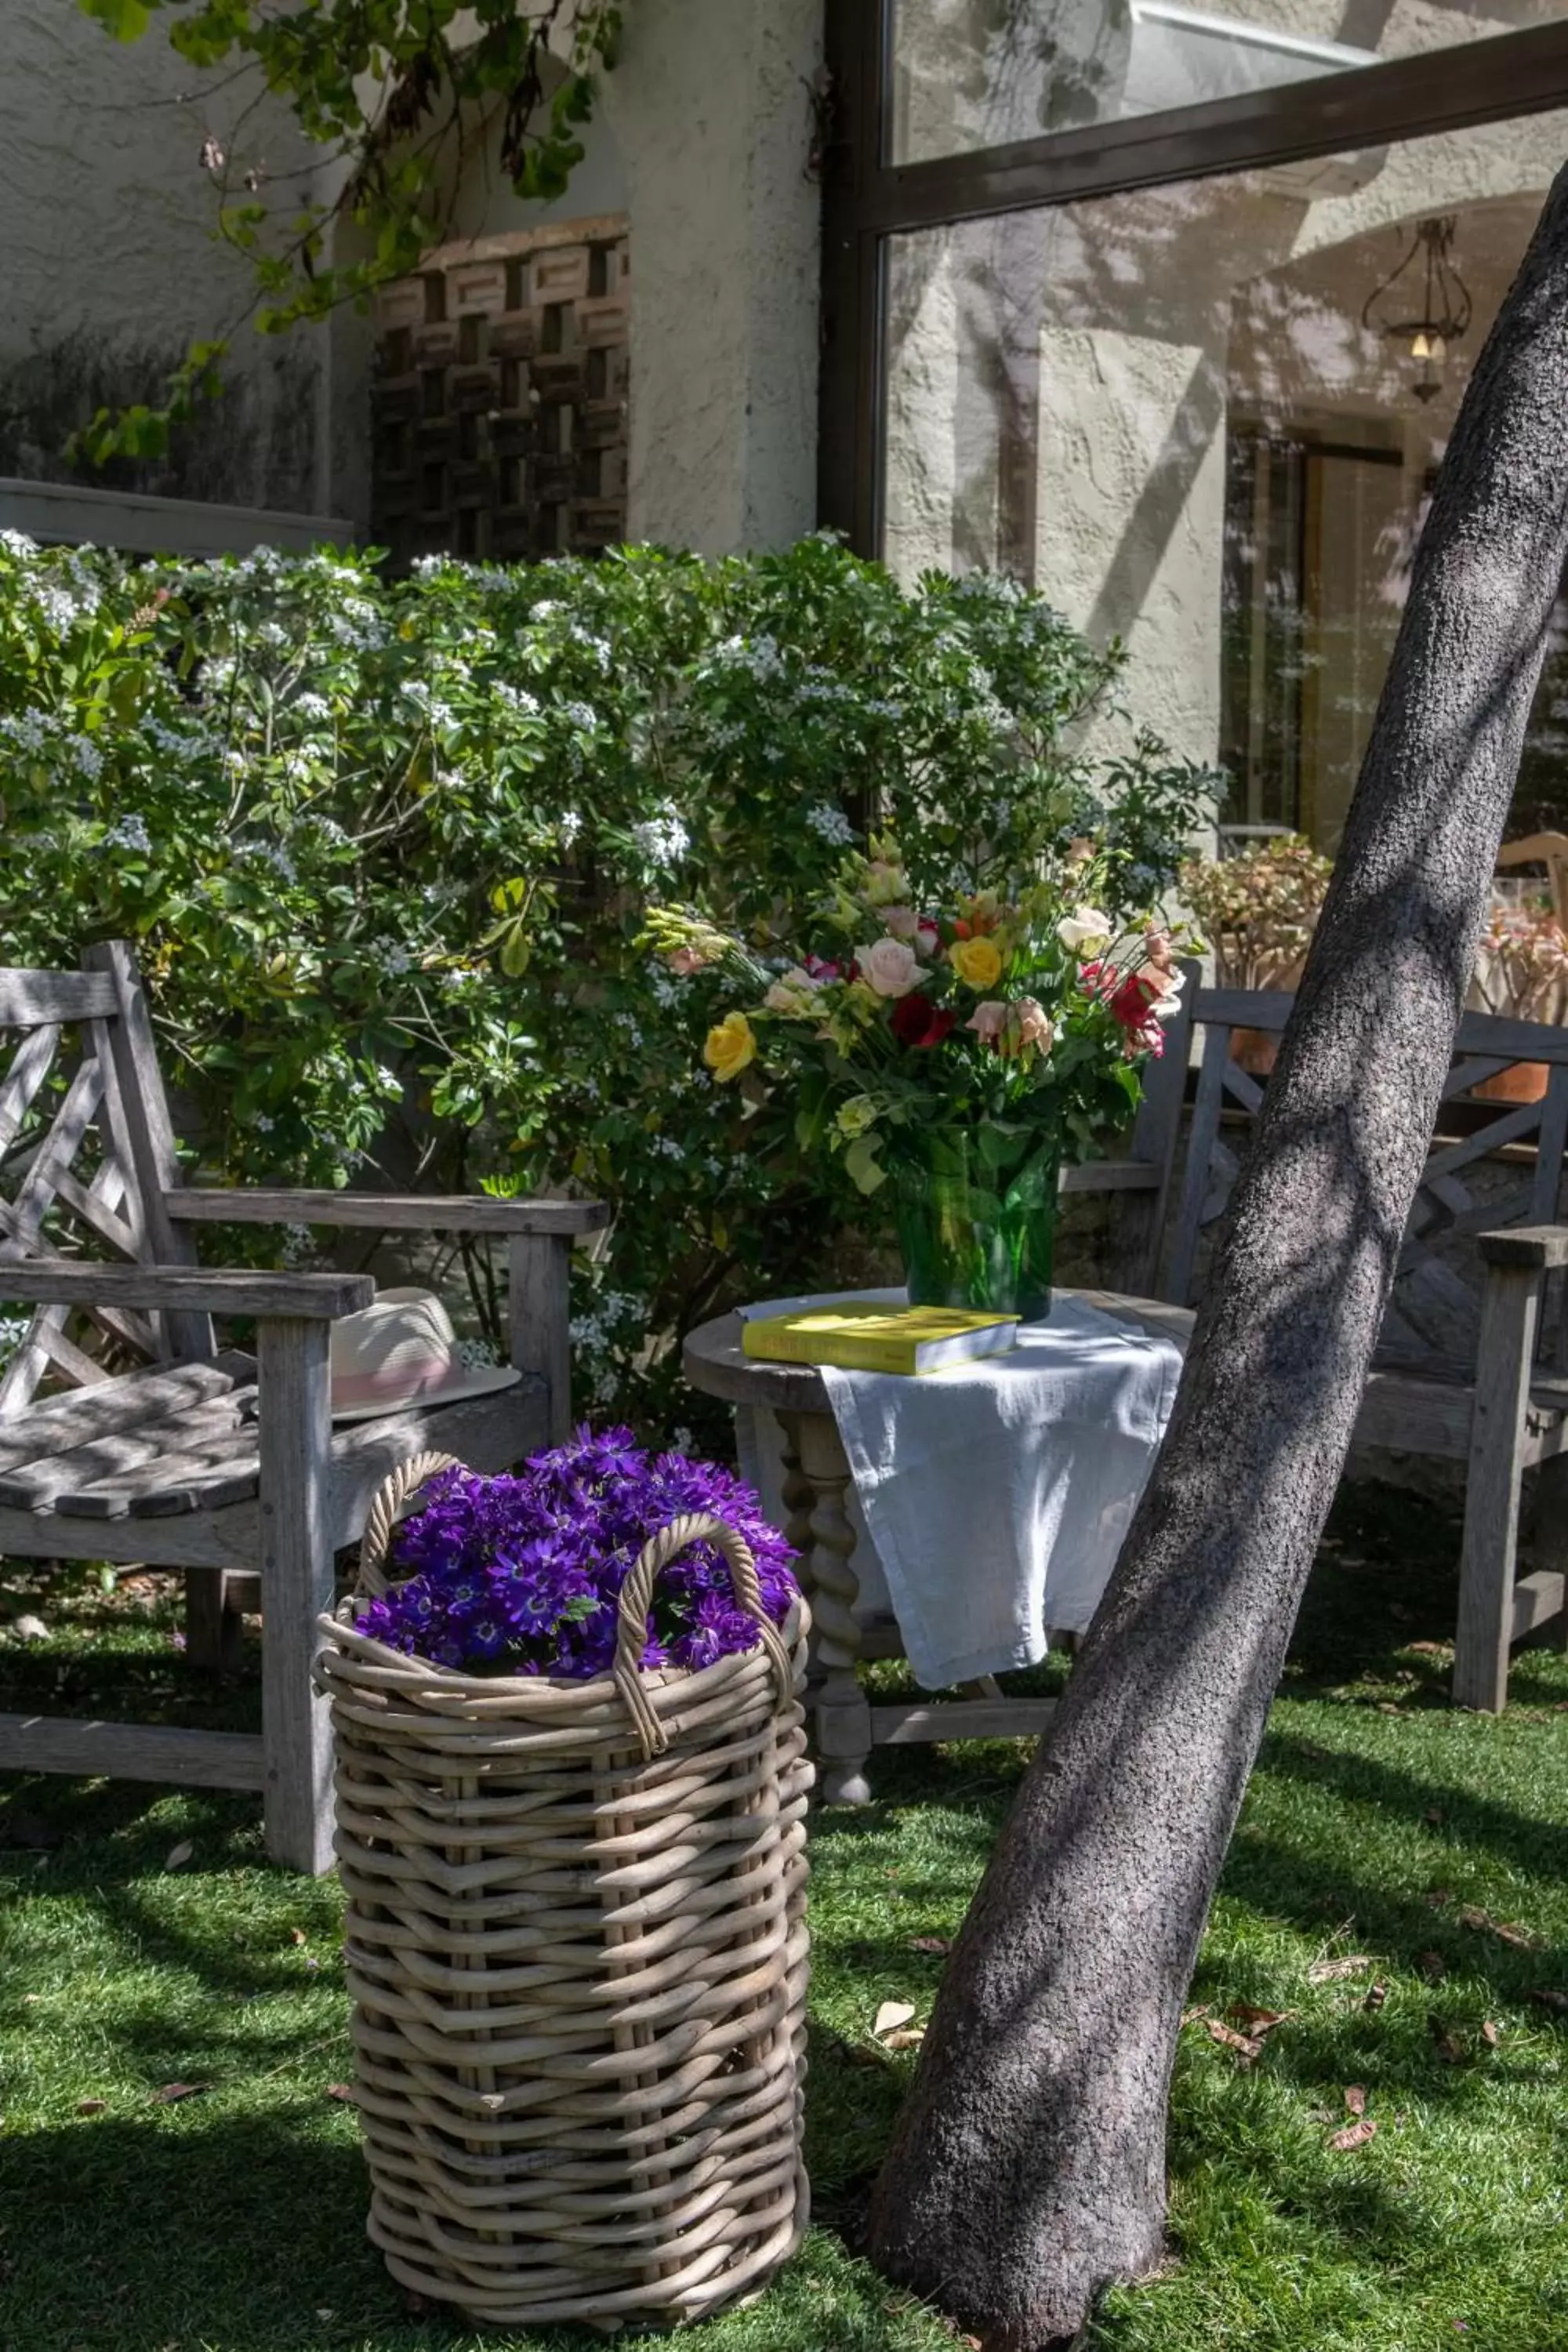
[780,1406,873,1806]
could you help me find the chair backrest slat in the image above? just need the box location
[0,942,212,1416]
[1163,982,1568,1376]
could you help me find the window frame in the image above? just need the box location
[818,0,1568,554]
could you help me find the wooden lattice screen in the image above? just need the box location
[371,215,630,571]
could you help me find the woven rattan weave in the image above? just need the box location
[314,1452,813,2328]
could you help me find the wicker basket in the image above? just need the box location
[314,1450,813,2332]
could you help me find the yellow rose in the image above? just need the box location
[949,935,1004,991]
[702,1011,757,1083]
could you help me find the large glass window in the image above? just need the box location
[889,0,1568,164]
[882,111,1568,848]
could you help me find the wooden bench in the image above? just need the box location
[1095,971,1568,1710]
[0,943,607,1871]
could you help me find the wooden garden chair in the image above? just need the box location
[0,942,607,1872]
[1097,971,1568,1711]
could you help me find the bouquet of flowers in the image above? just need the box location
[648,835,1189,1200]
[354,1425,797,1677]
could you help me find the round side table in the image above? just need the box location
[684,1289,1192,1805]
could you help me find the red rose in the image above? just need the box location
[891,992,956,1049]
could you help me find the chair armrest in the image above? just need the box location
[1058,1161,1161,1195]
[165,1188,609,1239]
[1477,1225,1568,1272]
[0,1260,375,1319]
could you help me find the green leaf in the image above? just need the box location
[79,0,153,41]
[844,1134,886,1196]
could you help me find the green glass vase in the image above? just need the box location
[889,1117,1062,1323]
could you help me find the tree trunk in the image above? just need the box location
[865,164,1568,2351]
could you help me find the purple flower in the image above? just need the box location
[354,1424,798,1680]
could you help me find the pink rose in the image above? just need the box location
[857,936,922,998]
[1144,926,1175,974]
[1013,996,1054,1054]
[667,945,710,977]
[966,1000,1009,1044]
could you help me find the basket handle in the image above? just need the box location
[358,1450,464,1600]
[614,1512,795,1760]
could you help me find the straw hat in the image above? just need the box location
[329,1287,521,1424]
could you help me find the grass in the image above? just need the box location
[3,1483,1568,2352]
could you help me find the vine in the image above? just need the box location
[73,0,625,464]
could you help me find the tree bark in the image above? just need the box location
[866,163,1568,2351]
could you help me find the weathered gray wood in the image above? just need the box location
[0,1391,256,1509]
[0,1712,265,1790]
[1511,1566,1566,1640]
[1455,1262,1541,1710]
[1167,1022,1232,1307]
[0,1356,249,1468]
[0,971,118,1025]
[53,1422,263,1519]
[85,940,212,1363]
[0,1023,60,1154]
[1479,1224,1568,1271]
[319,1375,548,1551]
[1192,987,1568,1065]
[168,1187,610,1236]
[1109,960,1198,1293]
[0,1496,259,1570]
[257,1317,336,1875]
[0,1055,104,1257]
[0,1262,375,1319]
[509,1232,572,1445]
[1058,1162,1160,1195]
[869,1700,1059,1744]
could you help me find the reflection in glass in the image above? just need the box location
[889,0,1568,167]
[882,114,1568,852]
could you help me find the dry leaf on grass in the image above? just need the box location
[1328,2116,1378,2152]
[324,2083,355,2102]
[883,2027,926,2050]
[1308,1955,1373,1982]
[74,2099,107,2116]
[289,1927,308,1947]
[149,2082,208,2103]
[1228,2005,1291,2034]
[1206,2019,1263,2062]
[1364,1983,1388,2013]
[1457,1904,1538,1949]
[162,1840,193,1872]
[873,2001,916,2038]
[1344,2085,1367,2115]
[1406,1641,1451,1657]
[1481,2020,1501,2048]
[907,1936,949,1956]
[1180,2005,1210,2027]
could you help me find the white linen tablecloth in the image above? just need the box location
[735,1290,1182,1692]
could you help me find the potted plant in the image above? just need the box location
[650,837,1192,1320]
[1467,895,1568,1100]
[315,1428,811,2332]
[1178,835,1332,1072]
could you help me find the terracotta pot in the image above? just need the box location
[1231,1026,1280,1076]
[1472,1061,1550,1104]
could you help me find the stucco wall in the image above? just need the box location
[0,6,332,514]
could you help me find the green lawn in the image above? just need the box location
[3,1483,1568,2352]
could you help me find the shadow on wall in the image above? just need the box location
[0,330,322,513]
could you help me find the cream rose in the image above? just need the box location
[1057,904,1113,953]
[857,937,921,998]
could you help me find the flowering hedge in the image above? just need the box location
[0,528,1214,1436]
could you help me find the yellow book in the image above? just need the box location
[742,1301,1019,1376]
